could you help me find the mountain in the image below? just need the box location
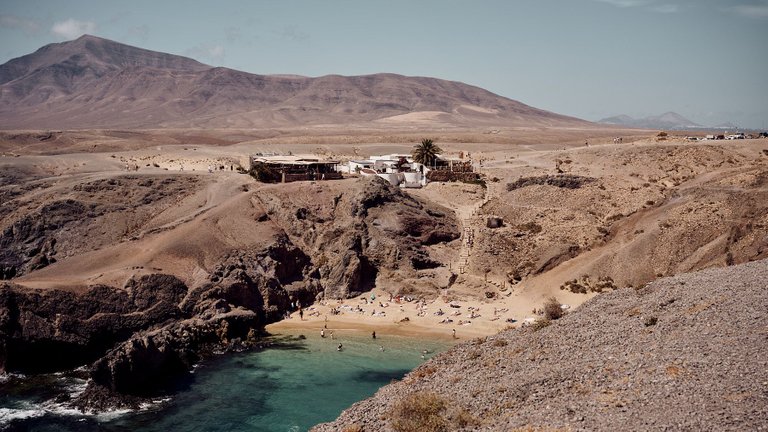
[598,111,702,130]
[0,35,590,130]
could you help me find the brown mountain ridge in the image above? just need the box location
[0,35,590,130]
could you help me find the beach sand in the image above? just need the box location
[266,287,585,341]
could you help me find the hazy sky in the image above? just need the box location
[1,0,766,128]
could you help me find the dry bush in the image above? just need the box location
[390,392,448,432]
[530,318,551,331]
[543,296,563,320]
[411,365,437,379]
[507,174,595,191]
[450,407,479,428]
[492,338,508,347]
[517,221,543,234]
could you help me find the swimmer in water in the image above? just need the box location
[337,343,343,351]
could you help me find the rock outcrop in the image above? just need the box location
[0,241,314,408]
[256,176,460,298]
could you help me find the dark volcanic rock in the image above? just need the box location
[0,275,188,374]
[0,242,308,410]
[257,177,460,298]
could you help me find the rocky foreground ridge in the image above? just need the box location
[0,175,459,409]
[315,259,768,431]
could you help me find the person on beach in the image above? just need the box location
[320,329,325,338]
[337,343,343,351]
[299,307,304,321]
[330,331,335,340]
[452,329,457,339]
[372,331,376,339]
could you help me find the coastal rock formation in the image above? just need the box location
[314,259,768,431]
[0,172,460,408]
[0,238,317,407]
[256,176,460,298]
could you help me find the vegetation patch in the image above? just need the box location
[543,296,564,320]
[530,318,551,331]
[506,174,595,191]
[560,275,617,294]
[390,392,448,432]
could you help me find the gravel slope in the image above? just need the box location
[314,259,768,431]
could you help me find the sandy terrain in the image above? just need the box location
[4,128,764,343]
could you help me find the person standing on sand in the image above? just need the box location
[299,307,304,321]
[320,329,325,338]
[452,329,457,339]
[372,331,376,339]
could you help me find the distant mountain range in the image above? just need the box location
[598,112,742,131]
[598,112,703,130]
[0,35,591,130]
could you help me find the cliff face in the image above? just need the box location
[0,237,308,408]
[314,259,768,431]
[255,176,460,299]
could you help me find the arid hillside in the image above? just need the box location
[0,35,592,130]
[461,138,768,298]
[314,258,768,431]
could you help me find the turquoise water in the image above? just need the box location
[1,332,447,432]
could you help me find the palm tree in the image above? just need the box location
[412,139,442,167]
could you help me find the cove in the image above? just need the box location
[1,332,448,432]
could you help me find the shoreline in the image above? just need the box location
[265,288,535,342]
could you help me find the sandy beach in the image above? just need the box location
[266,286,586,341]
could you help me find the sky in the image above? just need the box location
[1,0,766,128]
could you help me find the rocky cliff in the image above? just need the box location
[255,176,460,299]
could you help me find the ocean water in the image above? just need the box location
[1,331,447,432]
